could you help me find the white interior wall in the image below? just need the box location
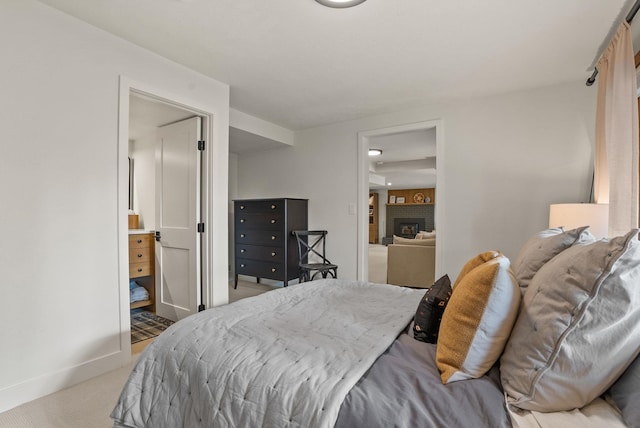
[131,133,157,229]
[0,0,229,411]
[237,81,596,280]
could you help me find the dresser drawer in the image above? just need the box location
[235,200,284,214]
[129,233,153,249]
[129,261,153,278]
[236,230,285,246]
[235,213,284,230]
[236,244,284,263]
[236,258,285,280]
[129,246,153,264]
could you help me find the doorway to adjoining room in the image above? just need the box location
[358,120,443,284]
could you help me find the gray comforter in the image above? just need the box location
[335,332,511,428]
[111,279,424,428]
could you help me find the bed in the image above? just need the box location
[112,227,640,428]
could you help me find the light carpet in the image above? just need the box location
[368,244,388,284]
[0,357,137,428]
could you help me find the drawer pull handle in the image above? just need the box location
[271,252,276,257]
[240,219,245,223]
[240,249,246,253]
[270,219,276,224]
[240,205,245,210]
[271,235,276,240]
[137,239,142,244]
[240,234,245,238]
[137,268,143,272]
[137,253,143,258]
[240,264,246,268]
[271,204,276,209]
[271,268,276,272]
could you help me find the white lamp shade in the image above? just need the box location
[549,203,609,239]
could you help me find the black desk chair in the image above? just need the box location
[292,230,338,282]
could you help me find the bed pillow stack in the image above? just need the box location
[500,229,640,412]
[436,251,520,384]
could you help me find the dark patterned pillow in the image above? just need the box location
[413,275,452,343]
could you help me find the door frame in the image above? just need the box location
[117,76,220,362]
[356,119,445,281]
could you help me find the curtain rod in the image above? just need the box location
[586,0,640,86]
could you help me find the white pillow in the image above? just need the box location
[512,226,595,290]
[416,230,436,239]
[500,230,640,412]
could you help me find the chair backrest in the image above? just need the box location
[292,230,332,265]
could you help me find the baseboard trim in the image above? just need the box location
[0,350,126,413]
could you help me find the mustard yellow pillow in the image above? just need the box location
[452,251,501,289]
[436,252,520,384]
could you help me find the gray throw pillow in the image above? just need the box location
[608,353,640,428]
[512,226,595,290]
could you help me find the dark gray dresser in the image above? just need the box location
[234,198,308,287]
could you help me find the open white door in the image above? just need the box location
[155,116,202,321]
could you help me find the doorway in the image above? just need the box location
[357,120,444,282]
[118,77,218,359]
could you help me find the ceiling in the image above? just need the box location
[368,128,436,190]
[129,93,193,141]
[37,0,633,132]
[129,94,286,154]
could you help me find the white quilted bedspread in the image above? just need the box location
[111,279,424,428]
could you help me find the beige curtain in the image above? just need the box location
[594,21,639,237]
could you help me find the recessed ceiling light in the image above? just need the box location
[315,0,367,8]
[387,182,392,186]
[368,148,383,156]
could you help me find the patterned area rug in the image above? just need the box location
[131,310,175,344]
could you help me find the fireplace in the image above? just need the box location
[394,218,425,238]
